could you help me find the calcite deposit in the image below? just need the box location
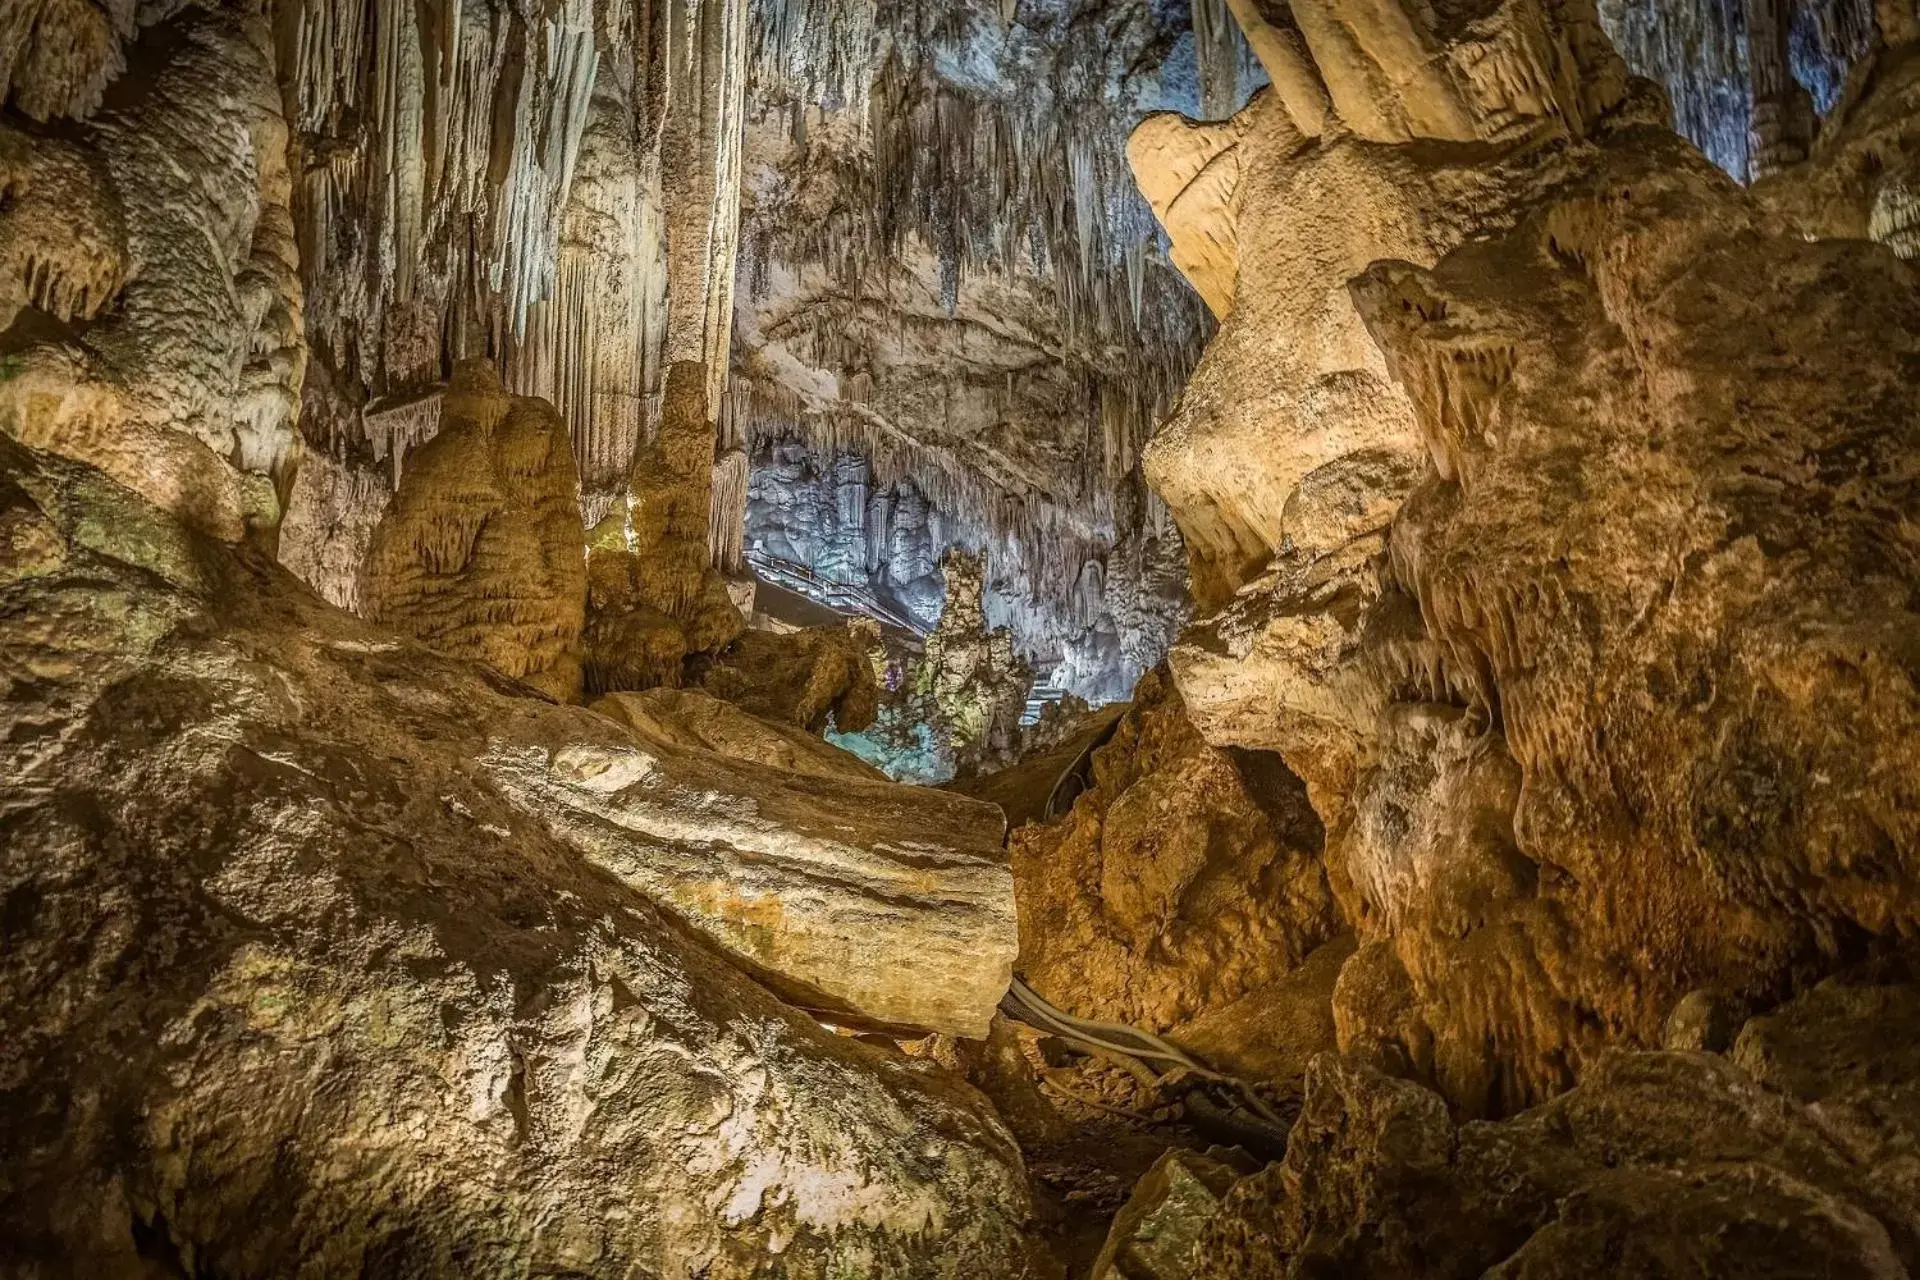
[0,437,1033,1276]
[8,0,1920,1273]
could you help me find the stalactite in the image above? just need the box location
[1192,0,1243,120]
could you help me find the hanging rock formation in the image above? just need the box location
[362,361,587,702]
[732,0,1209,700]
[0,435,1035,1275]
[0,2,303,545]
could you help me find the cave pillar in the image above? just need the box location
[1746,0,1814,177]
[660,0,747,416]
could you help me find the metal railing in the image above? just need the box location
[747,552,927,635]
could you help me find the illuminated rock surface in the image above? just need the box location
[0,439,1034,1275]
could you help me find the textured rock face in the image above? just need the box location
[362,361,588,702]
[583,361,746,696]
[487,687,1016,1039]
[1136,0,1920,1125]
[1328,131,1920,1112]
[1761,36,1920,258]
[1193,965,1920,1278]
[733,0,1208,700]
[0,3,303,543]
[0,438,1036,1275]
[697,621,882,736]
[915,550,1035,777]
[1011,669,1337,1040]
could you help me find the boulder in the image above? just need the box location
[0,438,1037,1276]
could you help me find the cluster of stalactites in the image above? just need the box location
[741,422,1182,684]
[741,0,1212,395]
[1597,0,1877,181]
[284,0,749,517]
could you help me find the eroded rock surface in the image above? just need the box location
[1136,0,1920,1126]
[1194,964,1920,1278]
[362,361,587,703]
[0,3,303,542]
[0,438,1036,1276]
[1011,669,1337,1043]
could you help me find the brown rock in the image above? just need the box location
[697,621,883,735]
[0,437,1037,1276]
[1011,669,1336,1036]
[583,361,746,695]
[593,686,886,782]
[362,361,587,703]
[1196,979,1920,1278]
[1090,1148,1247,1280]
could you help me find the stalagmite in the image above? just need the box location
[361,361,588,702]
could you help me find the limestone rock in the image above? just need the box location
[1759,38,1920,259]
[0,3,302,543]
[0,438,1036,1276]
[0,0,132,121]
[1328,126,1920,1110]
[1090,1148,1247,1280]
[1195,968,1920,1277]
[1173,934,1356,1090]
[593,686,886,783]
[362,362,587,704]
[1127,109,1254,319]
[696,621,882,735]
[584,361,747,695]
[489,684,1017,1039]
[918,549,1035,777]
[1011,669,1336,1036]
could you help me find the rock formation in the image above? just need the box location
[10,0,1920,1273]
[1011,670,1338,1047]
[582,360,746,695]
[0,2,302,544]
[1131,0,1920,1133]
[0,435,1034,1275]
[362,361,587,702]
[1193,964,1920,1277]
[696,620,883,735]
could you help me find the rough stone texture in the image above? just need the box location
[0,437,1037,1276]
[916,549,1036,778]
[1760,35,1920,259]
[594,686,887,783]
[1137,0,1920,1126]
[1011,668,1336,1037]
[487,685,1016,1039]
[1328,125,1920,1113]
[0,2,303,543]
[696,621,883,736]
[1193,964,1920,1278]
[1090,1148,1246,1280]
[0,0,133,121]
[1173,934,1356,1089]
[361,361,587,703]
[583,362,746,696]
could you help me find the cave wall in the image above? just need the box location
[728,0,1257,699]
[1131,0,1920,1127]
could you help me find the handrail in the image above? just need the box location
[748,551,927,634]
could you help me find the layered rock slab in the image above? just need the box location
[0,439,1035,1276]
[489,689,1016,1039]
